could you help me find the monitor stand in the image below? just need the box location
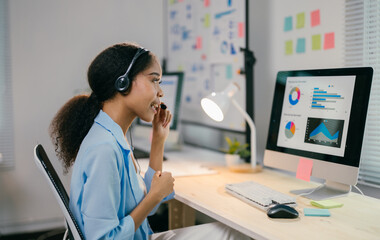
[290,180,351,200]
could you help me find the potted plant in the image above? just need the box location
[222,137,251,167]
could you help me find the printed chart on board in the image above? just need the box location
[166,0,247,131]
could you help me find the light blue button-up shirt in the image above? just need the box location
[69,110,174,240]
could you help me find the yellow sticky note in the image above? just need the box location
[312,34,321,50]
[285,40,293,55]
[311,199,344,209]
[296,12,305,29]
[204,14,210,28]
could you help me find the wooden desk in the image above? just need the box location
[171,165,380,240]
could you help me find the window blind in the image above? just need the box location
[345,0,380,186]
[0,0,14,169]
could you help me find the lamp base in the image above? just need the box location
[228,163,263,173]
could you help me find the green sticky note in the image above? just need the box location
[304,208,331,217]
[312,34,321,50]
[284,16,293,32]
[226,64,233,79]
[204,14,210,28]
[296,38,306,53]
[296,12,305,29]
[311,199,343,209]
[285,40,293,55]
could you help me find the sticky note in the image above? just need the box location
[296,38,306,53]
[204,0,210,7]
[311,200,343,209]
[312,34,321,50]
[238,22,244,38]
[204,14,211,27]
[296,158,313,181]
[284,16,293,32]
[226,64,233,79]
[196,37,202,49]
[304,208,331,217]
[311,9,320,27]
[285,40,293,55]
[324,32,335,50]
[296,12,305,29]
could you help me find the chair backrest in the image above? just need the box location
[34,144,85,240]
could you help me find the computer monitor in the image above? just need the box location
[264,67,373,200]
[133,72,184,150]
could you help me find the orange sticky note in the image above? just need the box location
[311,9,320,27]
[324,32,335,50]
[296,158,313,181]
[238,22,244,38]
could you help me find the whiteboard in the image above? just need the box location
[166,0,247,132]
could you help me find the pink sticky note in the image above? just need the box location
[204,0,210,7]
[238,22,244,38]
[311,9,320,27]
[324,32,335,50]
[196,37,202,49]
[296,158,313,182]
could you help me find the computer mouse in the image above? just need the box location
[267,204,299,219]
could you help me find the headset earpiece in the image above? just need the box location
[115,47,149,93]
[115,76,130,92]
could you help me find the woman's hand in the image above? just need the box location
[152,103,172,142]
[149,171,175,201]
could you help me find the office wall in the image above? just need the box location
[253,0,345,160]
[0,0,163,234]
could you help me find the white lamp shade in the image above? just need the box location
[201,93,230,122]
[201,82,239,122]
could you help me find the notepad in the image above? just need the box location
[311,199,343,209]
[304,208,330,217]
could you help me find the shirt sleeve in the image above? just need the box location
[144,166,175,216]
[80,143,135,240]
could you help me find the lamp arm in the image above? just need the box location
[231,98,257,167]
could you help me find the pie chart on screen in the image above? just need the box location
[289,87,300,105]
[285,121,296,138]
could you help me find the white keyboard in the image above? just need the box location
[225,181,297,211]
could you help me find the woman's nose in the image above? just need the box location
[158,86,164,97]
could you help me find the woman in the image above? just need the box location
[50,42,250,240]
[50,42,175,239]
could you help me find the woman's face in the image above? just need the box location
[127,59,163,122]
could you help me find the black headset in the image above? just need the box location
[114,47,149,92]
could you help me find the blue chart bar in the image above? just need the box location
[311,87,344,110]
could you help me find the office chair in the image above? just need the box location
[34,144,85,240]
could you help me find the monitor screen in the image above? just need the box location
[137,72,184,130]
[264,67,373,199]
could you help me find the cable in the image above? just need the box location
[295,184,324,202]
[128,127,141,175]
[63,229,69,240]
[352,185,365,196]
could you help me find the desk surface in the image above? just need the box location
[168,146,380,240]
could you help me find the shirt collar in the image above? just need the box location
[94,110,130,150]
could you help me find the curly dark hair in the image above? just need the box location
[49,42,156,173]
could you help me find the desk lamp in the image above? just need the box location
[201,82,261,172]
